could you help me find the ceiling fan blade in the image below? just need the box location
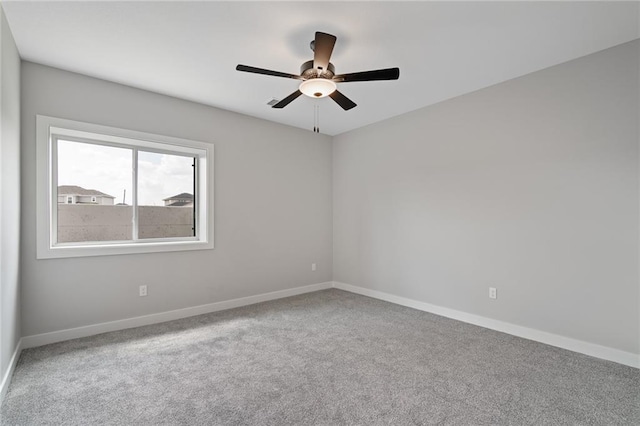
[272,90,303,109]
[236,64,303,80]
[333,67,400,82]
[313,32,337,74]
[329,90,357,111]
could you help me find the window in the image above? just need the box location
[37,115,213,259]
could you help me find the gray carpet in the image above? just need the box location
[1,289,638,425]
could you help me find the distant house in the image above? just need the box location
[163,193,193,207]
[58,185,115,205]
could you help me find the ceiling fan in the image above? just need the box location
[236,32,400,111]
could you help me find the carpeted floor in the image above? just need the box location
[1,289,638,425]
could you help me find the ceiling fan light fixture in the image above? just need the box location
[299,78,336,98]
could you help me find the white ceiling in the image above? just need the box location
[3,1,639,136]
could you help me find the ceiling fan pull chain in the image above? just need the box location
[313,104,317,133]
[313,104,320,133]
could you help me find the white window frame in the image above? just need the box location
[36,115,214,259]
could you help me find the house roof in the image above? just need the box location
[163,193,193,201]
[168,201,193,207]
[58,185,115,198]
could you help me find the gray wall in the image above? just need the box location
[333,41,640,354]
[21,62,333,336]
[0,6,21,382]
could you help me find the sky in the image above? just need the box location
[57,140,194,205]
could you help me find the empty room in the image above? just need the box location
[0,1,639,424]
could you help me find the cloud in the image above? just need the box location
[138,152,193,205]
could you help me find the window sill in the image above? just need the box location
[38,239,214,259]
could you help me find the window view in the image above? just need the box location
[57,140,133,243]
[137,151,195,239]
[56,141,198,243]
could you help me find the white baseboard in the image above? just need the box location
[332,281,639,369]
[14,279,639,369]
[22,281,333,349]
[0,338,23,404]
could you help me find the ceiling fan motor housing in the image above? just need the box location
[300,60,335,80]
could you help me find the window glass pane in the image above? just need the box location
[137,151,195,239]
[57,140,133,243]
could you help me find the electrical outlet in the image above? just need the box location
[139,285,148,297]
[311,263,317,272]
[489,287,497,300]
